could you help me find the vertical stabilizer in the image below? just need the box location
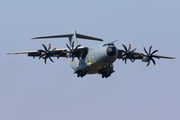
[69,30,78,48]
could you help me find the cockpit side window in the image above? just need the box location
[103,44,108,47]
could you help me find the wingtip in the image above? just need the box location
[32,37,38,39]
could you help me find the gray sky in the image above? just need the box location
[0,0,179,120]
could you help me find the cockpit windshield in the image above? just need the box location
[103,43,114,47]
[108,43,114,46]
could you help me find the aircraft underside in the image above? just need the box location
[76,62,115,78]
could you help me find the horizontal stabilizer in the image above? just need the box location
[32,33,103,41]
[76,34,103,41]
[32,34,73,39]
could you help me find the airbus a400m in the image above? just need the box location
[7,31,175,78]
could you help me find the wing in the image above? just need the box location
[7,46,88,58]
[117,49,175,60]
[7,48,67,58]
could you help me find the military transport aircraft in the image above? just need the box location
[7,30,175,78]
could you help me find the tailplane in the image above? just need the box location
[32,30,103,48]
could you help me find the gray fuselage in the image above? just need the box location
[70,42,118,74]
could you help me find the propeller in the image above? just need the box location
[141,46,159,66]
[64,41,81,62]
[120,43,137,64]
[38,43,57,64]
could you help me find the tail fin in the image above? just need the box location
[32,30,103,48]
[69,30,78,47]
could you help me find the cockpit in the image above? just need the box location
[103,43,114,47]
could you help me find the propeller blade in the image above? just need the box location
[45,58,47,64]
[77,56,80,60]
[129,57,134,63]
[151,50,158,55]
[120,53,127,58]
[151,58,156,66]
[125,57,127,64]
[69,53,73,58]
[72,54,75,62]
[66,43,71,51]
[39,53,46,59]
[121,50,126,53]
[38,50,46,53]
[143,57,149,62]
[49,57,54,63]
[48,42,51,51]
[52,47,57,52]
[130,47,137,53]
[147,59,150,67]
[129,54,135,62]
[128,43,131,52]
[122,44,128,51]
[42,44,48,51]
[144,47,148,55]
[149,45,152,54]
[75,44,81,50]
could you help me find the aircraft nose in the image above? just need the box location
[106,46,116,56]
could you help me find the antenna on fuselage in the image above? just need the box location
[112,40,118,43]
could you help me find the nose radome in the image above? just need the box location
[106,46,116,56]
